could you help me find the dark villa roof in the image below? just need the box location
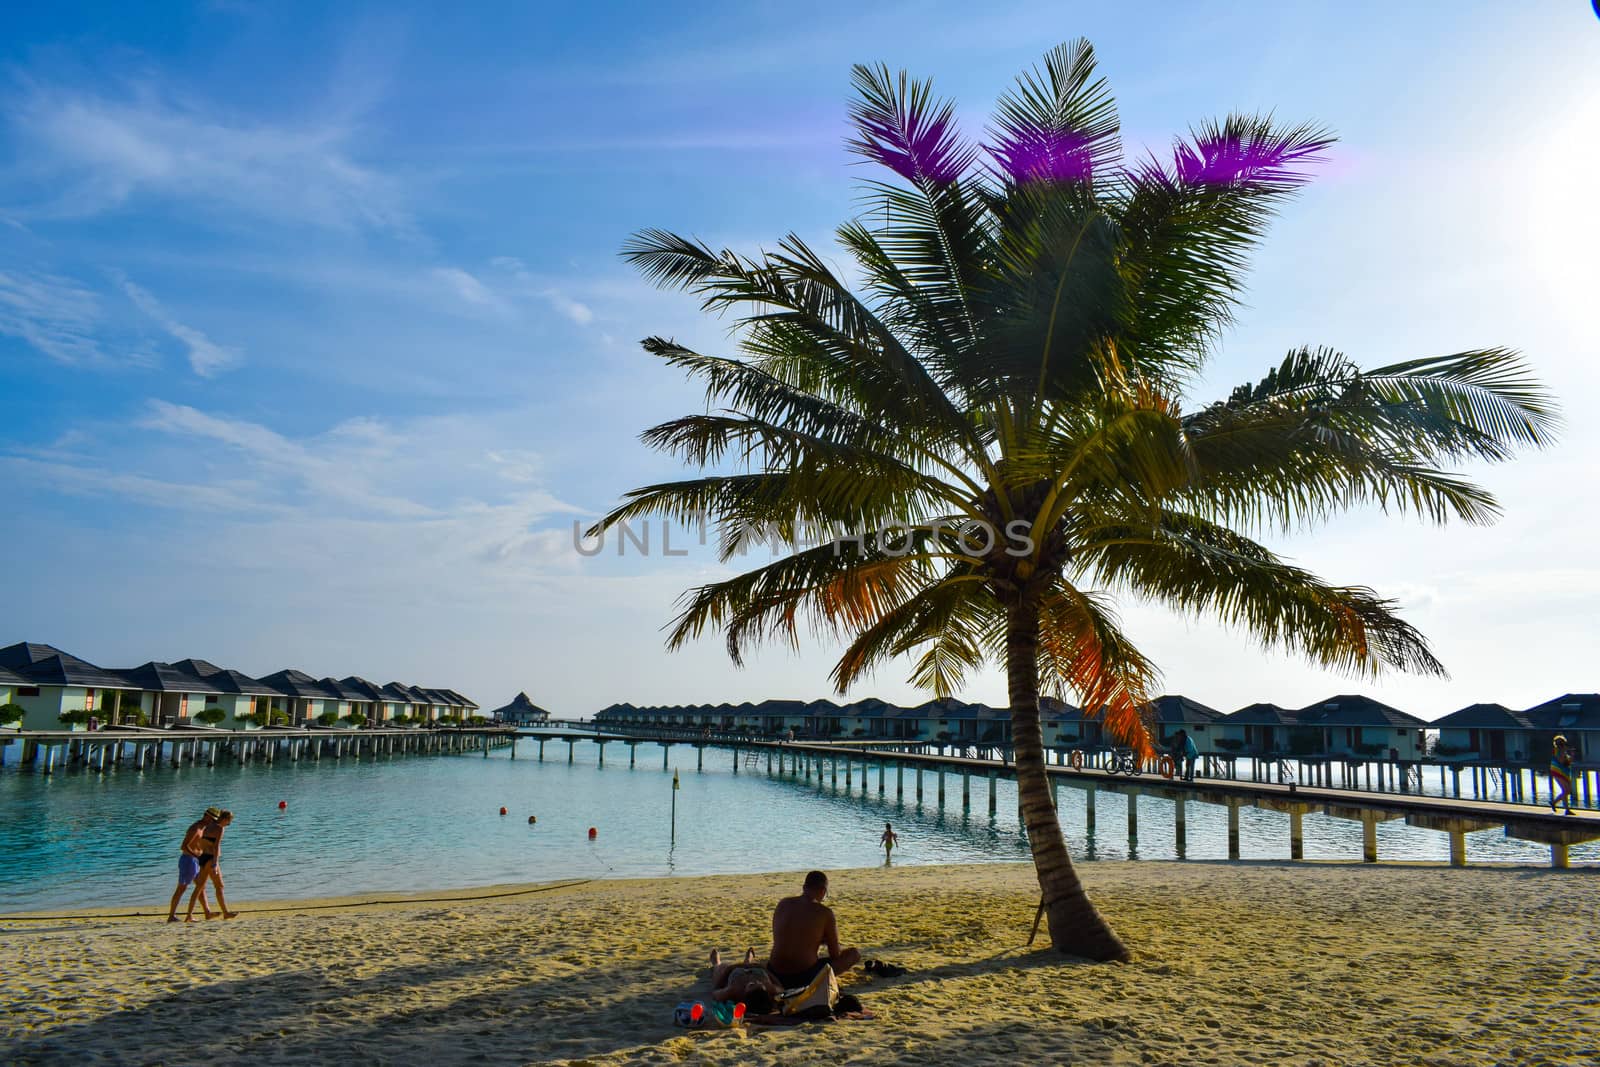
[1041,696,1086,720]
[314,677,366,701]
[489,692,550,720]
[1147,695,1224,723]
[340,676,388,701]
[171,660,286,697]
[114,661,225,694]
[258,669,344,700]
[380,682,418,702]
[439,688,478,709]
[1,665,30,686]
[1523,694,1600,731]
[1432,703,1534,731]
[0,642,134,689]
[416,688,458,706]
[1220,702,1300,725]
[1297,694,1426,728]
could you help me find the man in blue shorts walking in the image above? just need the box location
[166,807,219,922]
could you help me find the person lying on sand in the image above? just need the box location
[708,948,782,1012]
[767,870,860,989]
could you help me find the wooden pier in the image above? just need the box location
[511,724,1600,869]
[0,725,517,775]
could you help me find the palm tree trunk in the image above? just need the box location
[1008,599,1130,962]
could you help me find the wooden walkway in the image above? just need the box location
[512,727,1600,868]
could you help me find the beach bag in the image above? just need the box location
[780,965,839,1019]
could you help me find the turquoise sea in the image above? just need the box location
[1,739,1594,912]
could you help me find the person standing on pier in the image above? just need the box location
[166,807,220,922]
[186,810,240,920]
[1549,735,1575,815]
[1174,730,1199,782]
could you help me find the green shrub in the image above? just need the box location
[1213,738,1244,752]
[269,709,288,726]
[0,702,24,727]
[1353,742,1386,756]
[122,708,151,727]
[194,707,227,726]
[59,709,92,726]
[317,710,338,727]
[437,714,462,727]
[343,711,368,728]
[467,714,488,726]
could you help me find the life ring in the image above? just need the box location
[1069,749,1084,770]
[1158,755,1176,780]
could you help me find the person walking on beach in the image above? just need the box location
[166,807,220,922]
[186,810,240,921]
[1550,735,1576,815]
[767,870,860,989]
[879,822,898,863]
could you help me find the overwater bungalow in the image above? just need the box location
[1215,702,1300,755]
[1042,697,1102,749]
[1432,703,1535,762]
[1295,694,1428,759]
[339,676,390,723]
[0,642,139,731]
[172,659,290,729]
[489,692,551,725]
[112,661,226,728]
[376,684,422,726]
[1147,695,1224,748]
[257,669,343,726]
[1522,693,1600,761]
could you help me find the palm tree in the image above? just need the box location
[592,41,1557,961]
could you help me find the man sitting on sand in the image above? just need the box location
[166,807,220,922]
[708,947,783,1013]
[767,870,860,989]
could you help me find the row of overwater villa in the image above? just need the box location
[594,692,1598,766]
[0,642,478,732]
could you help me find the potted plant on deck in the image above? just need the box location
[58,709,92,731]
[194,707,227,728]
[1,703,24,731]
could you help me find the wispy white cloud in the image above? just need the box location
[3,80,407,231]
[0,269,105,364]
[117,277,241,376]
[490,256,594,325]
[431,266,501,310]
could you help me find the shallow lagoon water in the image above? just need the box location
[1,740,1593,911]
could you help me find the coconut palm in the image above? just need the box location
[592,41,1556,961]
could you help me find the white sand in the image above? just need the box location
[3,862,1597,1066]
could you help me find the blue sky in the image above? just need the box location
[2,1,1596,719]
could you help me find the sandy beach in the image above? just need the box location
[3,861,1596,1066]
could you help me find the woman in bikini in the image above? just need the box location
[707,948,782,1013]
[186,810,240,921]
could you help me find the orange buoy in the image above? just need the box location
[500,807,508,816]
[1068,750,1084,770]
[1158,755,1176,780]
[278,800,287,810]
[587,826,597,839]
